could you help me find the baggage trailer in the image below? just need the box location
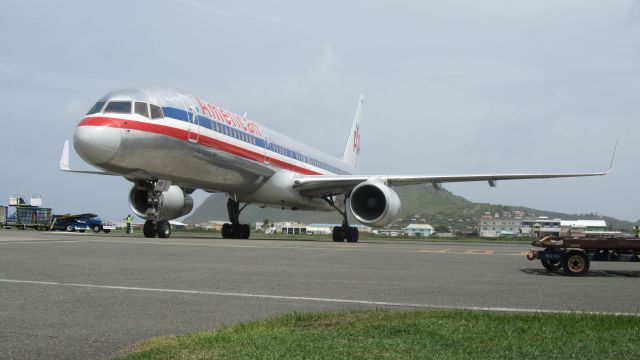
[3,195,53,231]
[5,206,53,231]
[0,206,7,228]
[527,236,640,275]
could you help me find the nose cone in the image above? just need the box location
[73,118,122,165]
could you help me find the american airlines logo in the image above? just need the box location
[353,123,360,154]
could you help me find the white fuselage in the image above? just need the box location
[74,86,355,211]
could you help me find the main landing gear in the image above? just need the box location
[324,197,359,243]
[221,198,251,239]
[143,220,172,238]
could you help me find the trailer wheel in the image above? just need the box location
[562,251,590,276]
[541,259,562,271]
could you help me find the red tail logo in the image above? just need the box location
[353,124,360,154]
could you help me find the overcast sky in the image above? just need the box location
[1,1,638,223]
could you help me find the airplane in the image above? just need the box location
[61,86,615,241]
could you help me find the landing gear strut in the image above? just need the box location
[324,196,359,243]
[221,197,251,239]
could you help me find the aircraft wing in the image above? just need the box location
[293,170,610,198]
[295,140,617,198]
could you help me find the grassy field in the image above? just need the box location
[118,309,640,359]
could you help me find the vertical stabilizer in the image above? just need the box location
[342,94,366,169]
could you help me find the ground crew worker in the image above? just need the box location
[125,214,132,234]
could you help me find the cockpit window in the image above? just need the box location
[150,104,164,119]
[135,102,149,118]
[86,101,106,115]
[104,101,132,114]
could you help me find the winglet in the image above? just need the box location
[342,94,366,169]
[606,138,618,174]
[60,140,70,171]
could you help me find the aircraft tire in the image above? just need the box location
[221,223,231,238]
[332,226,345,242]
[346,227,359,243]
[157,221,171,239]
[143,220,157,238]
[241,224,250,239]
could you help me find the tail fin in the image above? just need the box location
[342,94,366,169]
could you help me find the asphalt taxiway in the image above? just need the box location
[1,230,638,359]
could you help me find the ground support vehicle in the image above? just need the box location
[51,214,90,232]
[51,213,114,233]
[527,236,640,275]
[93,221,115,233]
[4,206,53,231]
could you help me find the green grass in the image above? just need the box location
[117,309,640,359]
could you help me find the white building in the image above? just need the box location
[479,213,523,238]
[306,224,372,235]
[560,220,616,237]
[404,224,436,237]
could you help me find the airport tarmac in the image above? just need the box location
[1,230,638,359]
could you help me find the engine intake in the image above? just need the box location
[349,181,401,227]
[129,185,193,220]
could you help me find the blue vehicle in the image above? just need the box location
[51,213,114,233]
[51,214,91,232]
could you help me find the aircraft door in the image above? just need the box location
[263,135,271,165]
[187,106,200,143]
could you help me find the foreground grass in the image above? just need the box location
[118,309,640,359]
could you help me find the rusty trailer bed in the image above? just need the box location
[528,236,640,275]
[532,236,640,251]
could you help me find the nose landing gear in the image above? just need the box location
[143,220,171,238]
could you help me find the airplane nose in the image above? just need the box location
[73,118,122,165]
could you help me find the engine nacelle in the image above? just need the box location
[349,181,401,227]
[129,185,194,220]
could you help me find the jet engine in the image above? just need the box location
[129,185,194,220]
[349,180,401,227]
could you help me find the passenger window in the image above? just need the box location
[104,101,132,114]
[150,104,164,119]
[86,101,106,115]
[135,102,149,117]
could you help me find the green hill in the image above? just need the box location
[184,185,637,232]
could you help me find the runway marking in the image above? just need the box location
[416,248,450,253]
[335,244,364,249]
[0,240,83,245]
[0,278,636,316]
[463,249,495,255]
[0,238,529,256]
